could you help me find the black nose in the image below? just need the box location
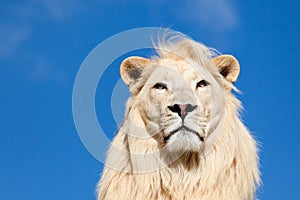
[168,104,197,120]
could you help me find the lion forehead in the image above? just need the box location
[146,59,201,85]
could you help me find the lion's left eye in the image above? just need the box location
[153,82,168,90]
[196,80,209,88]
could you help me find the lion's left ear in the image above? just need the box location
[212,55,240,83]
[120,56,150,86]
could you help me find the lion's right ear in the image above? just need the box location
[120,56,150,86]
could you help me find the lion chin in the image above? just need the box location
[164,126,203,153]
[97,32,260,200]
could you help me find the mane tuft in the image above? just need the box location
[153,31,220,64]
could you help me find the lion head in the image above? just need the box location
[119,38,239,155]
[98,33,259,200]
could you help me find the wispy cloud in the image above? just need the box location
[0,0,83,58]
[0,24,30,58]
[0,0,86,86]
[0,0,239,58]
[148,0,239,33]
[30,59,68,84]
[182,0,239,32]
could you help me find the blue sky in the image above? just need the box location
[1,0,299,199]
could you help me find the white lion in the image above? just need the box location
[97,33,260,200]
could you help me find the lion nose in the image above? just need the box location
[168,104,197,120]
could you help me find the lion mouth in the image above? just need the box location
[164,126,204,142]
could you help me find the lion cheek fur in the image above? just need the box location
[97,95,259,200]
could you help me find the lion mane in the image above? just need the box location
[97,33,260,200]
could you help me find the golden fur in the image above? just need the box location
[97,33,260,200]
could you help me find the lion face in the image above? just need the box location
[139,58,226,153]
[120,53,239,154]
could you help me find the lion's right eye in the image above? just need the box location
[153,82,168,90]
